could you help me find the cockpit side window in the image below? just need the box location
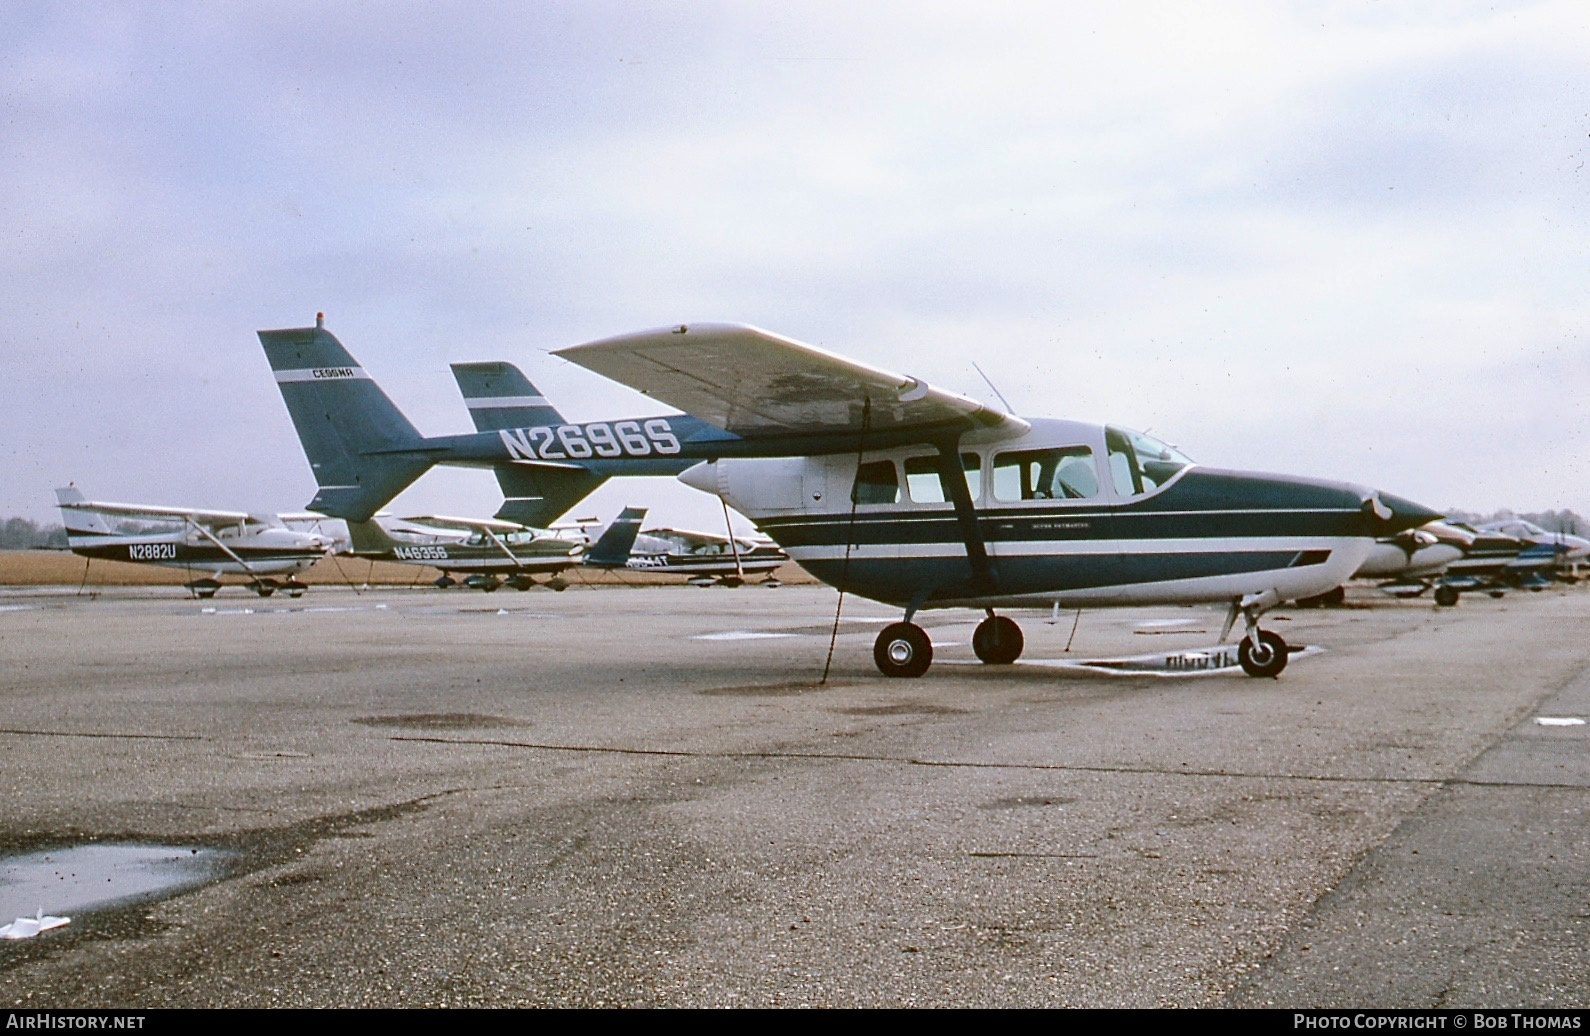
[851,460,900,505]
[903,453,982,504]
[992,447,1100,502]
[1106,426,1192,498]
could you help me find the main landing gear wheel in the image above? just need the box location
[1433,584,1460,608]
[874,622,932,678]
[1238,629,1289,679]
[972,615,1023,665]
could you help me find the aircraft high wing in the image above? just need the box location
[261,317,1442,677]
[54,486,334,598]
[555,323,1029,442]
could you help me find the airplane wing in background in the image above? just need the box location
[54,498,257,527]
[400,515,533,534]
[551,323,1030,442]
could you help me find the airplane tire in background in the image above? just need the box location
[1238,630,1289,679]
[874,622,932,678]
[1294,586,1346,608]
[972,615,1024,664]
[1433,584,1460,607]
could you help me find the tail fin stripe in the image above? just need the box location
[466,394,549,409]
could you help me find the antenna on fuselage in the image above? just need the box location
[972,362,1015,414]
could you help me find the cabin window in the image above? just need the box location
[1106,426,1192,497]
[903,453,982,504]
[992,447,1100,501]
[851,460,900,505]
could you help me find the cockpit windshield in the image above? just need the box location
[1105,426,1193,498]
[464,529,542,547]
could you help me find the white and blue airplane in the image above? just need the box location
[55,486,334,598]
[260,317,1441,677]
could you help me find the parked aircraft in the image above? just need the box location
[578,506,789,586]
[1479,518,1590,583]
[1314,521,1475,607]
[54,486,333,598]
[260,317,1440,677]
[346,514,585,591]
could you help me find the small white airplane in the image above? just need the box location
[54,486,334,598]
[1479,518,1590,582]
[577,506,789,586]
[346,513,586,591]
[261,318,1442,677]
[630,526,789,586]
[1312,520,1476,607]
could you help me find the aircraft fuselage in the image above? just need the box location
[675,418,1434,611]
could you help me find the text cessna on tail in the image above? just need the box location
[260,317,1440,677]
[55,486,334,598]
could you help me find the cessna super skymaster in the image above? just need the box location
[260,317,1441,677]
[55,486,334,597]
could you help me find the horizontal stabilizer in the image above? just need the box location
[492,464,608,528]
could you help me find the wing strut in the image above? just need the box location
[186,519,263,581]
[934,439,997,595]
[478,527,527,569]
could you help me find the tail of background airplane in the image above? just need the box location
[450,359,609,528]
[54,486,114,538]
[258,315,438,522]
[585,506,648,567]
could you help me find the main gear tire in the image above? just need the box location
[972,615,1024,664]
[874,622,933,678]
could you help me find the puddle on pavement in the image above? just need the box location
[0,844,229,921]
[350,713,528,730]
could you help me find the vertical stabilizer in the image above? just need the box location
[451,362,566,431]
[54,486,114,538]
[258,316,435,522]
[586,507,648,567]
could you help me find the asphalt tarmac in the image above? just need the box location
[0,581,1585,1008]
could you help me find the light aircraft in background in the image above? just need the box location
[54,486,333,598]
[260,317,1441,678]
[345,514,586,591]
[577,506,789,586]
[1479,518,1590,584]
[1294,520,1475,607]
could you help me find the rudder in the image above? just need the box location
[259,315,437,522]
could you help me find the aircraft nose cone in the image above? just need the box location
[679,461,721,497]
[1372,492,1445,535]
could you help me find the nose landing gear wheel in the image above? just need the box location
[1238,629,1289,679]
[874,622,932,678]
[972,615,1023,664]
[1433,584,1460,607]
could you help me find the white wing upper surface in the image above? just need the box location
[552,323,1029,440]
[402,514,531,533]
[56,499,258,526]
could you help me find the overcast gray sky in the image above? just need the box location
[4,1,1587,534]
